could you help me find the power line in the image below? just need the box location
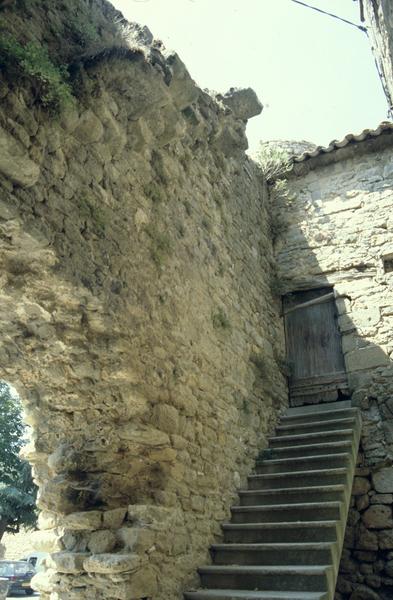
[289,0,368,34]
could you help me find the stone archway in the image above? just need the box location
[0,2,287,597]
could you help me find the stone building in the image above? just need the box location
[364,0,393,114]
[0,0,392,599]
[272,123,393,599]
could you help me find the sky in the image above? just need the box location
[112,0,389,153]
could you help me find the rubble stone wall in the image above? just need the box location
[364,0,393,111]
[272,137,393,600]
[0,1,287,599]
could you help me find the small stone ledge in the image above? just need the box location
[83,553,141,573]
[51,551,90,574]
[62,511,103,531]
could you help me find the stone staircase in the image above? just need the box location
[184,400,361,600]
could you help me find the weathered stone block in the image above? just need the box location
[152,403,180,434]
[116,526,155,553]
[352,477,371,496]
[370,493,393,504]
[356,524,379,550]
[362,505,393,529]
[87,530,117,553]
[0,124,40,187]
[62,511,102,531]
[356,495,370,511]
[83,553,141,574]
[349,584,381,599]
[74,110,104,144]
[372,467,393,493]
[378,529,393,549]
[219,87,263,121]
[346,347,389,372]
[102,508,127,529]
[354,551,377,562]
[382,420,393,443]
[50,552,89,574]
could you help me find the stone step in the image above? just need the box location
[265,440,353,459]
[230,502,343,524]
[248,468,348,490]
[211,542,334,566]
[238,485,346,506]
[184,399,361,600]
[269,429,354,447]
[286,401,352,416]
[275,417,356,436]
[184,590,328,600]
[280,408,357,426]
[222,521,339,544]
[255,453,351,474]
[198,565,332,592]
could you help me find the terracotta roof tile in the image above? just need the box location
[293,121,393,162]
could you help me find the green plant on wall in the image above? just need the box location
[249,352,269,379]
[212,307,231,331]
[255,144,292,182]
[144,224,173,267]
[0,35,74,112]
[78,195,107,237]
[68,15,99,48]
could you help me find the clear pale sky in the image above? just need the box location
[112,0,389,153]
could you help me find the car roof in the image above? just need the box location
[0,560,26,564]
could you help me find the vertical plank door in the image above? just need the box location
[283,287,348,406]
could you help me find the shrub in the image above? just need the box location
[255,144,292,182]
[0,35,74,112]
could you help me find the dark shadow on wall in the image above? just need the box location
[270,158,393,600]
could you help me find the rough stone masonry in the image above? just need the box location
[271,130,393,600]
[0,0,287,598]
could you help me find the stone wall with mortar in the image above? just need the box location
[364,0,393,111]
[272,135,393,600]
[0,1,287,599]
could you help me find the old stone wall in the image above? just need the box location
[364,0,393,112]
[0,1,287,599]
[272,136,393,600]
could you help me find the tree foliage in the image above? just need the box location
[0,381,37,540]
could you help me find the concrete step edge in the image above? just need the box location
[269,429,354,443]
[276,417,356,432]
[268,441,352,453]
[286,401,352,415]
[198,565,331,574]
[222,521,339,530]
[238,484,346,495]
[231,501,342,512]
[184,590,327,600]
[211,542,334,551]
[281,408,358,423]
[249,468,347,480]
[256,453,350,466]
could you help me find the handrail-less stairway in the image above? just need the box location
[185,400,361,600]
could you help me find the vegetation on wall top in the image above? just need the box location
[0,35,74,112]
[255,144,292,183]
[0,0,136,113]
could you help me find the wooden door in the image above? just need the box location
[283,287,348,407]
